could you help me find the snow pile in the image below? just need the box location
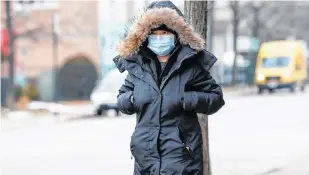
[27,101,95,115]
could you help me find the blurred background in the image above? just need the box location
[1,0,308,175]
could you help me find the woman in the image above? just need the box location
[113,1,225,175]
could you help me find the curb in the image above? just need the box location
[223,87,257,97]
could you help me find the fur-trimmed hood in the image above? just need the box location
[116,1,205,58]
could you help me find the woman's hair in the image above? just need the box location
[151,24,176,35]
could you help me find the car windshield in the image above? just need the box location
[261,57,290,68]
[94,71,127,92]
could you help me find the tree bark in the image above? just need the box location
[184,1,208,40]
[184,1,210,175]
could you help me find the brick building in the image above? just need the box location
[1,1,100,101]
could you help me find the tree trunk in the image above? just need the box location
[184,1,208,40]
[184,1,211,175]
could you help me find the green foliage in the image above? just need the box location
[23,81,39,101]
[1,51,7,62]
[15,85,23,101]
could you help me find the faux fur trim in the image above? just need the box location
[116,7,205,58]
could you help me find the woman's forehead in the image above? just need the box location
[151,30,173,34]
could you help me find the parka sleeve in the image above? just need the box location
[117,73,136,115]
[182,65,225,115]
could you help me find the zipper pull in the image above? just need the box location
[185,146,191,154]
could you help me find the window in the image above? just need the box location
[261,57,290,68]
[94,70,126,92]
[13,0,59,12]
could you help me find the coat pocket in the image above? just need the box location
[129,127,149,168]
[177,126,193,158]
[130,133,143,167]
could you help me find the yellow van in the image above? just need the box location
[255,40,308,93]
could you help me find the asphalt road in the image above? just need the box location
[1,90,308,175]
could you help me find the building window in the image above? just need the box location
[13,0,59,12]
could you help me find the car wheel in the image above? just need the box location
[95,107,103,116]
[258,88,263,94]
[115,109,121,117]
[289,84,296,93]
[268,88,275,93]
[300,84,306,92]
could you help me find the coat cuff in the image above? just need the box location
[182,92,198,111]
[120,91,135,113]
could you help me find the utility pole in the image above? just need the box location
[5,1,16,110]
[230,1,239,86]
[250,2,263,85]
[252,8,259,39]
[251,2,264,39]
[52,14,59,102]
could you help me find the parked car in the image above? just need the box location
[90,69,127,116]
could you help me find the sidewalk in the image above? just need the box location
[223,85,257,96]
[27,101,95,115]
[1,110,59,131]
[1,102,95,131]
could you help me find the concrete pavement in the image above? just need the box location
[1,90,308,175]
[209,90,309,175]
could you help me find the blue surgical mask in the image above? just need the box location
[147,34,175,56]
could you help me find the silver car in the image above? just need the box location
[90,69,128,116]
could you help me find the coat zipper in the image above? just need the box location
[160,52,197,158]
[160,52,197,91]
[178,126,193,157]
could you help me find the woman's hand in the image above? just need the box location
[182,66,225,115]
[117,74,136,115]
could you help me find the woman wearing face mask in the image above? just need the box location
[113,1,225,175]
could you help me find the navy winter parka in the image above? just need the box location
[113,1,225,175]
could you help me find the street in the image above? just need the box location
[1,90,309,175]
